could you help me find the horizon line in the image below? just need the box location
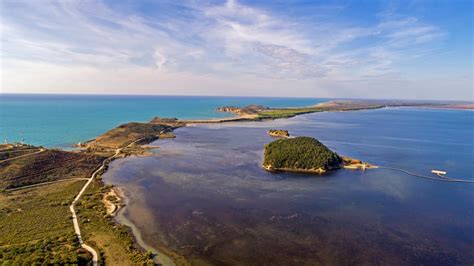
[0,92,472,103]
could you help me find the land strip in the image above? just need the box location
[216,100,473,121]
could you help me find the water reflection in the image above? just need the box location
[104,108,473,265]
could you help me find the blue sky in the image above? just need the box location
[1,0,472,100]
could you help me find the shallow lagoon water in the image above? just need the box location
[104,108,473,265]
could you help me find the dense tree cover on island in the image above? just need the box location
[263,137,341,171]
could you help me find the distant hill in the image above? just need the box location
[87,122,171,150]
[217,104,268,116]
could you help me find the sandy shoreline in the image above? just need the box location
[112,185,176,266]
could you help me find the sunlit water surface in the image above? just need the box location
[104,108,473,265]
[0,94,324,147]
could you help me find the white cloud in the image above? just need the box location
[153,49,167,70]
[1,0,469,100]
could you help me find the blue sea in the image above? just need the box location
[0,94,325,147]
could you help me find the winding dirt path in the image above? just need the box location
[67,134,160,265]
[5,178,89,192]
[0,148,45,163]
[69,148,121,265]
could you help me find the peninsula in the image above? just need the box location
[215,100,473,122]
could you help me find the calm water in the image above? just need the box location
[104,108,474,265]
[0,94,324,148]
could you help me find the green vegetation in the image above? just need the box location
[218,104,268,116]
[0,180,88,264]
[76,181,154,265]
[0,149,105,190]
[258,107,322,119]
[267,129,290,138]
[0,176,154,264]
[263,137,341,172]
[256,101,387,120]
[0,122,176,264]
[88,122,170,150]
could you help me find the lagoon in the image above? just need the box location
[103,107,474,265]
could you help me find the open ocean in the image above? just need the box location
[0,94,325,148]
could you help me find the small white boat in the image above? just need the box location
[431,170,447,175]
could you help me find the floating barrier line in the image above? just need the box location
[377,166,474,183]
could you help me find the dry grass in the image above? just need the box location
[0,148,105,190]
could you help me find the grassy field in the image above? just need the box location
[0,145,41,161]
[88,122,170,150]
[0,145,155,265]
[0,180,89,264]
[0,177,155,265]
[258,107,322,119]
[0,149,105,190]
[256,101,389,120]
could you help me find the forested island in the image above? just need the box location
[263,136,376,174]
[263,137,342,174]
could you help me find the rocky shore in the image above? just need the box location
[267,129,290,138]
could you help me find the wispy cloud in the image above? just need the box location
[1,0,469,100]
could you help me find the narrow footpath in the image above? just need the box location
[69,148,121,266]
[0,148,45,163]
[6,177,89,192]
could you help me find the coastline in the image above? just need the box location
[112,186,177,266]
[77,100,474,264]
[3,99,473,264]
